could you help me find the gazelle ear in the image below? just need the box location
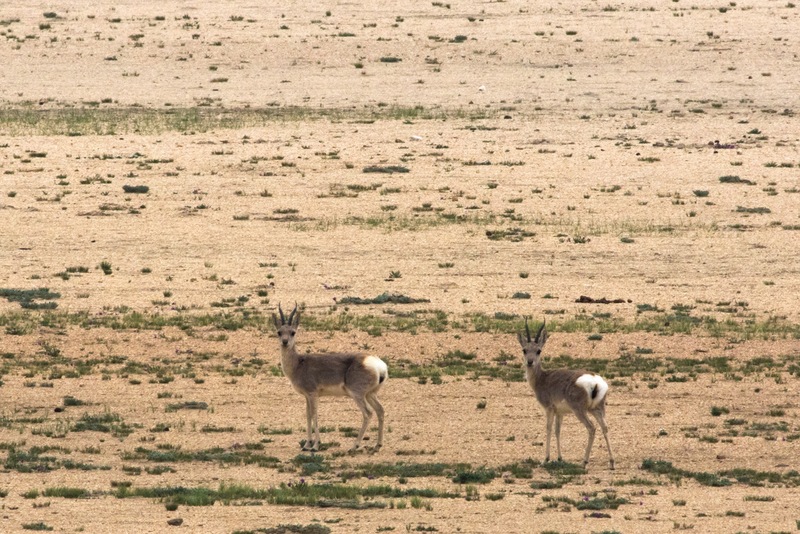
[534,320,546,343]
[287,302,298,326]
[517,332,526,347]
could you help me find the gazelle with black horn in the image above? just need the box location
[272,304,388,452]
[518,319,615,469]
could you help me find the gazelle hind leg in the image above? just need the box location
[366,392,384,450]
[592,408,615,470]
[574,410,596,468]
[350,395,373,452]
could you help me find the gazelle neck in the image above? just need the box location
[280,344,298,377]
[527,359,546,385]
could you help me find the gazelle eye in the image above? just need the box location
[290,331,295,336]
[522,349,528,354]
[536,349,542,355]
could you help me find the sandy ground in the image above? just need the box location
[1,1,800,533]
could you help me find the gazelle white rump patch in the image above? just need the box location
[364,355,388,382]
[575,374,609,409]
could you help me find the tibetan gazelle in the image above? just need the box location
[518,319,615,469]
[272,304,388,452]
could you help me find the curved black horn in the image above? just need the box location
[524,316,531,342]
[278,303,286,324]
[287,303,298,325]
[535,320,546,343]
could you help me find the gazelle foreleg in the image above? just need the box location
[302,396,314,450]
[554,414,564,461]
[544,409,555,462]
[303,395,320,451]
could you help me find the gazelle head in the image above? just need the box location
[517,318,548,368]
[272,303,300,349]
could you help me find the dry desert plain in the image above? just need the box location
[1,1,800,533]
